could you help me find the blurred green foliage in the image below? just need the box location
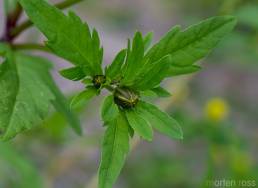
[0,143,43,188]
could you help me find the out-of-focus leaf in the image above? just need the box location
[236,5,258,29]
[0,143,43,188]
[0,50,54,141]
[16,54,82,135]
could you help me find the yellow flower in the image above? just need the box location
[231,151,252,175]
[205,97,229,121]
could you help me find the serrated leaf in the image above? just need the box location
[105,49,126,80]
[98,113,129,188]
[145,16,237,69]
[0,45,82,135]
[125,109,153,141]
[101,95,119,123]
[19,0,103,76]
[16,53,89,137]
[70,87,97,108]
[59,66,86,81]
[125,16,236,86]
[0,51,54,141]
[18,54,82,135]
[137,101,183,140]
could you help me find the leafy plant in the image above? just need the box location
[0,0,237,187]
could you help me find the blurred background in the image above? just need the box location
[0,0,258,187]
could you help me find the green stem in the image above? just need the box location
[12,43,50,52]
[10,0,84,39]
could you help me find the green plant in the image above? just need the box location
[0,0,237,187]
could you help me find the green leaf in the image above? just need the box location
[16,54,82,135]
[137,101,183,140]
[105,49,127,80]
[144,25,180,64]
[125,109,153,141]
[19,0,103,76]
[128,125,134,138]
[0,51,54,141]
[121,32,145,85]
[59,66,86,81]
[168,64,201,76]
[70,86,97,108]
[101,95,119,123]
[0,43,9,56]
[143,32,153,51]
[98,113,129,188]
[140,90,159,98]
[132,55,170,90]
[146,86,171,98]
[81,78,92,85]
[0,143,43,188]
[145,16,237,69]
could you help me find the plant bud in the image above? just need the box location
[114,87,139,109]
[92,75,106,89]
